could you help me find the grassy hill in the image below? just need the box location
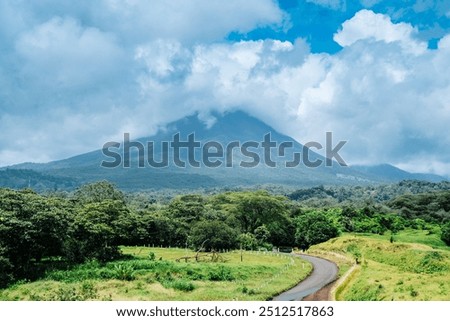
[308,231,450,300]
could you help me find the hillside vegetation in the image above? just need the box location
[1,179,449,300]
[0,247,311,301]
[309,233,450,300]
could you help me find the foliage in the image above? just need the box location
[232,191,288,233]
[1,179,449,290]
[0,168,78,192]
[73,181,125,204]
[189,220,238,251]
[441,222,450,246]
[387,191,450,223]
[310,234,450,301]
[294,211,339,250]
[237,233,258,250]
[111,263,136,281]
[289,180,450,207]
[0,247,312,301]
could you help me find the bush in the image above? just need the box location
[170,280,195,292]
[0,255,14,288]
[47,282,98,301]
[441,222,450,246]
[346,244,362,264]
[237,233,258,250]
[207,265,235,281]
[111,263,136,281]
[157,272,195,292]
[416,251,448,273]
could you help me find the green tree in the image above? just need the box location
[189,220,238,251]
[64,200,124,263]
[167,194,205,224]
[144,212,185,247]
[254,225,270,244]
[294,211,339,250]
[232,191,288,233]
[266,219,296,246]
[0,189,70,279]
[114,210,149,246]
[0,247,14,287]
[73,181,124,204]
[237,233,258,250]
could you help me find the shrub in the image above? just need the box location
[0,255,14,288]
[346,244,362,264]
[441,222,450,246]
[170,280,195,292]
[416,251,448,273]
[48,282,98,301]
[111,263,136,281]
[207,265,235,281]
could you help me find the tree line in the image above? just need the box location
[1,180,449,288]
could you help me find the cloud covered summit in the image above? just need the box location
[0,0,449,176]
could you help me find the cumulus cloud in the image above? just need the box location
[127,21,450,176]
[0,0,286,166]
[15,17,125,89]
[295,11,450,175]
[23,0,286,44]
[0,4,449,177]
[333,9,427,55]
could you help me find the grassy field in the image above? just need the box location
[308,230,450,301]
[353,229,448,250]
[0,247,312,301]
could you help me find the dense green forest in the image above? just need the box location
[1,180,449,288]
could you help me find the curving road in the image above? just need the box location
[272,254,338,301]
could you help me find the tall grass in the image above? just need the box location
[310,232,450,301]
[0,248,312,301]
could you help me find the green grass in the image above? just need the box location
[309,231,450,301]
[0,247,312,301]
[353,229,448,250]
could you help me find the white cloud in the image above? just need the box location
[0,0,286,167]
[294,13,450,171]
[95,0,286,43]
[438,34,450,49]
[12,0,285,44]
[135,40,192,80]
[1,5,450,177]
[334,9,427,55]
[15,17,126,90]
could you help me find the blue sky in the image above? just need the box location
[0,0,449,176]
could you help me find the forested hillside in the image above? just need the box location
[1,180,449,289]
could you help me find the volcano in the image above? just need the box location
[2,111,445,191]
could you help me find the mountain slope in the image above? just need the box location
[352,164,445,183]
[3,111,446,191]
